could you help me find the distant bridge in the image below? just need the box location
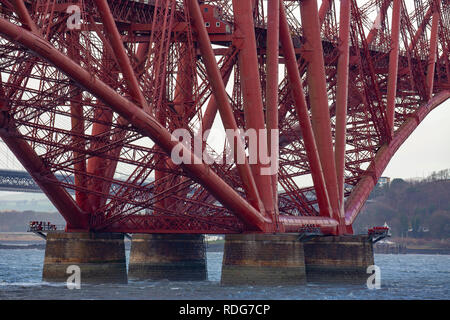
[0,168,154,195]
[0,169,70,193]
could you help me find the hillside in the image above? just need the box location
[353,170,450,239]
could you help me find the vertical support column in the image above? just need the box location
[89,1,151,210]
[334,0,351,214]
[87,49,115,212]
[266,0,280,229]
[426,2,441,100]
[128,234,207,281]
[279,1,332,218]
[386,0,402,137]
[187,0,265,216]
[154,99,168,211]
[173,45,193,116]
[162,43,195,209]
[96,42,151,207]
[232,0,275,220]
[68,30,88,212]
[300,0,341,229]
[86,101,114,211]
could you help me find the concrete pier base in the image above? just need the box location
[221,234,306,286]
[42,232,127,283]
[303,235,374,283]
[128,234,207,281]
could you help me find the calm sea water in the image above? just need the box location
[0,247,448,300]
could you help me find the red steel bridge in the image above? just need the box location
[0,0,448,235]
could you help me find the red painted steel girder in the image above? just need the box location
[0,0,448,235]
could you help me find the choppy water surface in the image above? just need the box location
[0,247,448,300]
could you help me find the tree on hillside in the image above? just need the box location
[353,174,450,239]
[390,178,407,188]
[428,210,450,239]
[399,214,409,238]
[411,215,421,237]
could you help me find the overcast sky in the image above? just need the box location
[382,99,450,180]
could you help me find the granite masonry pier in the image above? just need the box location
[128,234,207,281]
[42,232,127,283]
[221,234,307,286]
[42,232,374,285]
[303,235,374,283]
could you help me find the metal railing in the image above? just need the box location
[27,222,65,232]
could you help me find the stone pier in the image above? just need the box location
[128,234,207,281]
[303,235,374,283]
[42,232,127,283]
[221,234,306,286]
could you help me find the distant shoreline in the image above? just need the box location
[374,236,450,255]
[0,241,226,252]
[1,238,447,254]
[0,232,45,242]
[0,243,46,250]
[0,233,226,252]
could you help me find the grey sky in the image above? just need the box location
[382,100,450,180]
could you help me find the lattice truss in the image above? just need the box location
[0,0,448,234]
